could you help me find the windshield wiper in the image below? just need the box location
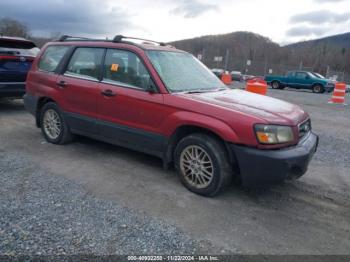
[214,87,228,91]
[183,90,208,94]
[176,87,227,94]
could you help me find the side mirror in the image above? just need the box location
[146,77,157,93]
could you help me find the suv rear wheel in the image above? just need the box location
[40,102,74,144]
[174,133,232,196]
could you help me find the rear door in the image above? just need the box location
[0,38,39,94]
[97,48,167,156]
[57,47,105,135]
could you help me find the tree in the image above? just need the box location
[0,17,29,38]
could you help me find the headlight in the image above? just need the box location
[254,124,294,144]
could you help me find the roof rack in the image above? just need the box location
[56,34,172,48]
[112,35,167,46]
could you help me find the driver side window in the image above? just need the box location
[103,49,152,90]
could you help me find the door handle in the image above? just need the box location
[101,89,117,97]
[57,81,67,88]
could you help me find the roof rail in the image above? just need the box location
[58,35,93,42]
[55,34,172,49]
[112,35,167,46]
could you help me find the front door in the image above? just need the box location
[97,48,168,156]
[294,72,313,89]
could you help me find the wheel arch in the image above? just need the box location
[35,97,57,127]
[163,124,239,174]
[311,82,324,88]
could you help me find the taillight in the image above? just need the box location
[0,55,18,60]
[0,55,34,62]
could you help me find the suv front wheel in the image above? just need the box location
[40,102,74,144]
[174,133,232,196]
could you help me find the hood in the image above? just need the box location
[317,77,336,84]
[178,89,307,125]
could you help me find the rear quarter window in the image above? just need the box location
[38,45,70,72]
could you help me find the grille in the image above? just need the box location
[299,119,311,139]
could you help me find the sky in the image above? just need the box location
[0,0,349,45]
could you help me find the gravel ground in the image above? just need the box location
[0,88,350,256]
[0,151,208,255]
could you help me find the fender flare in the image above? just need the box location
[161,111,240,166]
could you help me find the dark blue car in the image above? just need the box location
[0,36,39,98]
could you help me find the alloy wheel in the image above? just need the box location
[180,145,214,189]
[43,109,61,140]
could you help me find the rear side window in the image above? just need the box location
[65,47,104,80]
[38,46,69,72]
[103,49,151,90]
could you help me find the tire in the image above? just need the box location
[271,81,280,89]
[40,102,74,144]
[312,84,324,94]
[174,133,232,197]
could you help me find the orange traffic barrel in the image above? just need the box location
[329,82,347,105]
[246,79,268,95]
[221,72,232,85]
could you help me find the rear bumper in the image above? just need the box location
[23,93,39,116]
[231,132,318,187]
[0,82,25,98]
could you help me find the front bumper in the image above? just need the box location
[231,132,318,187]
[325,84,335,93]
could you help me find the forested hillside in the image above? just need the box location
[171,31,350,80]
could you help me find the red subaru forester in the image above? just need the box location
[24,35,318,196]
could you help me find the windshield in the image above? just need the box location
[312,72,325,79]
[146,50,226,93]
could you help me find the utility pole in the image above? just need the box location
[202,48,206,65]
[299,61,303,70]
[224,49,230,71]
